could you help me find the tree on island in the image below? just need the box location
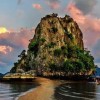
[48,45,95,76]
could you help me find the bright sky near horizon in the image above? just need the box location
[0,0,100,73]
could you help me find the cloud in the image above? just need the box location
[0,45,13,54]
[46,0,60,9]
[0,28,35,48]
[32,4,42,10]
[73,0,97,14]
[66,3,100,48]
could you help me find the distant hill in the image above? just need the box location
[3,72,10,76]
[0,73,3,77]
[94,68,100,76]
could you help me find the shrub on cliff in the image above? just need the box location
[29,41,39,51]
[54,48,62,56]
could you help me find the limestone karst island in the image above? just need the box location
[1,14,96,82]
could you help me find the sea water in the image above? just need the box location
[55,82,100,100]
[1,81,100,100]
[0,82,37,100]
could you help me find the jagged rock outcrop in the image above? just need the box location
[11,14,94,75]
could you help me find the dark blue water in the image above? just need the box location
[55,82,100,100]
[0,82,38,100]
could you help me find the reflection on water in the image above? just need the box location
[55,82,100,100]
[0,82,38,100]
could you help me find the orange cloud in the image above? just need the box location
[0,45,13,54]
[66,3,100,48]
[32,4,42,10]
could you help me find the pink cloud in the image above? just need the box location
[66,3,100,48]
[32,4,42,10]
[48,1,60,9]
[46,0,60,9]
[0,28,35,48]
[0,45,13,54]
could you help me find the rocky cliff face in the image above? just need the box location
[10,14,84,74]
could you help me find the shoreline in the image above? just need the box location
[18,77,62,100]
[15,87,37,100]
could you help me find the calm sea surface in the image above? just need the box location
[55,82,100,100]
[0,82,38,100]
[1,81,100,100]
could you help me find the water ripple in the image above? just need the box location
[0,82,36,100]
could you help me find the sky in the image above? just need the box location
[0,0,100,73]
